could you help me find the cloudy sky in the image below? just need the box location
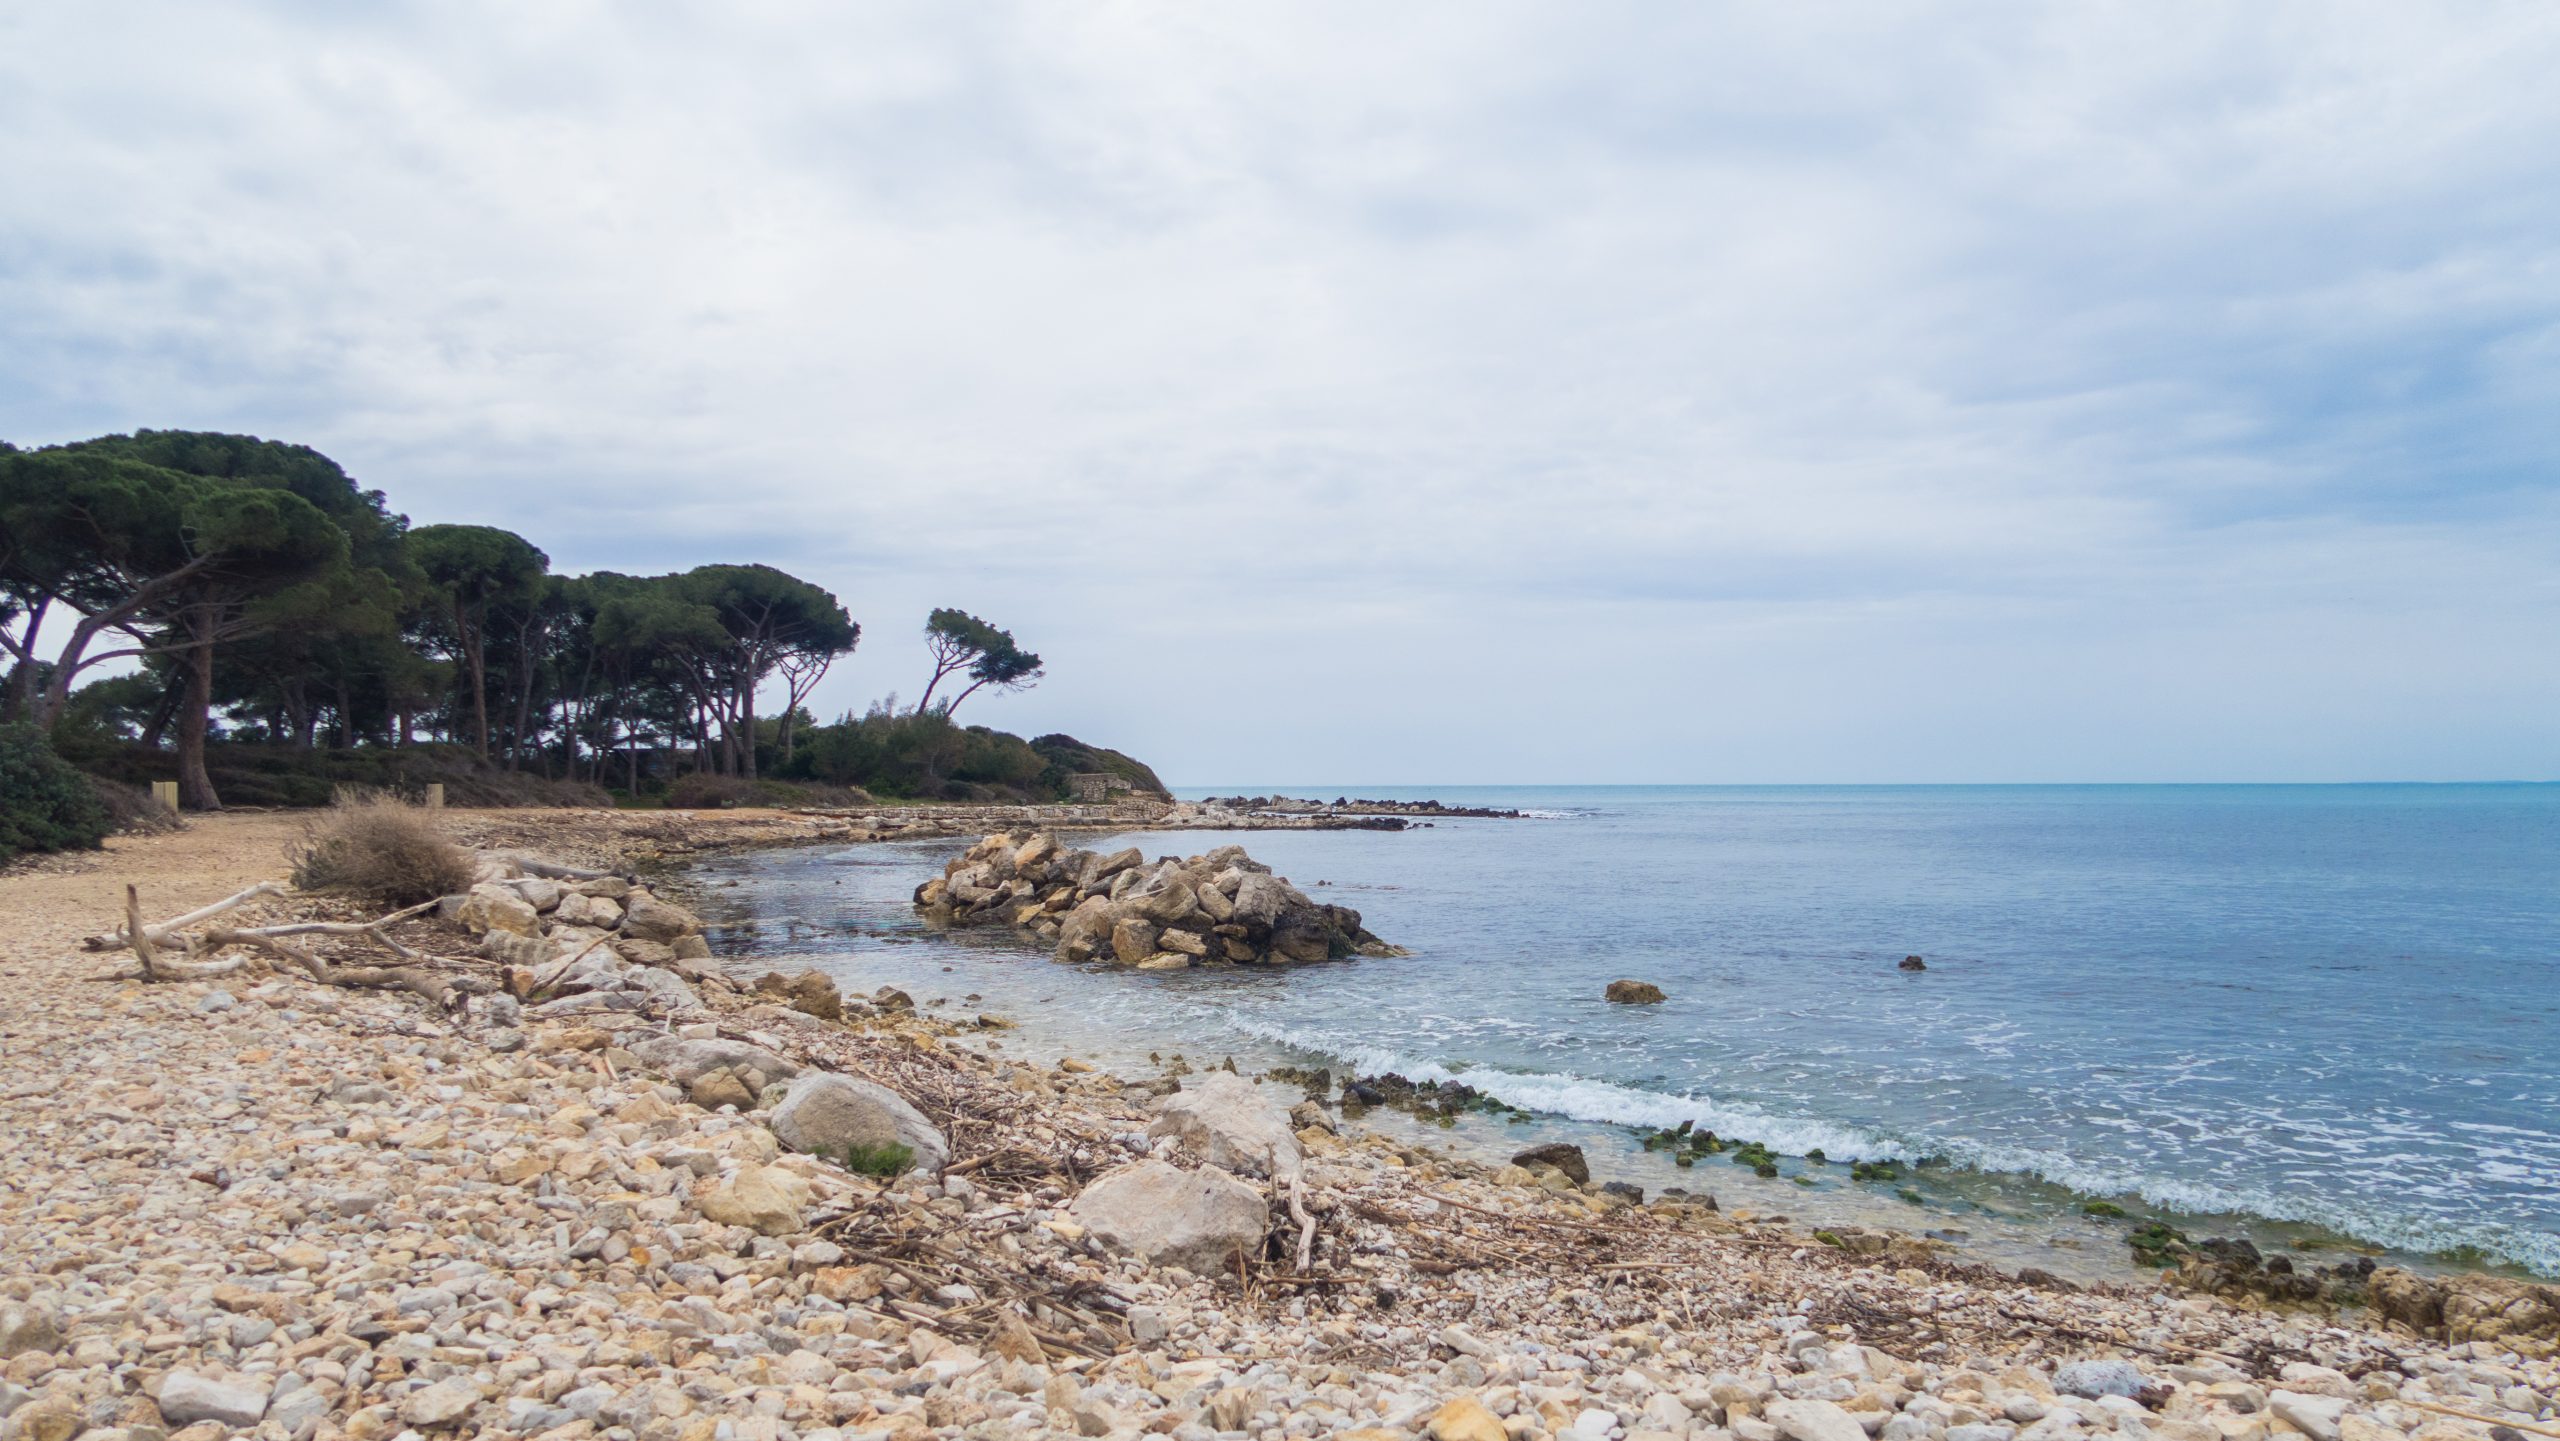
[5,3,2555,784]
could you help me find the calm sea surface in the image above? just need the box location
[692,784,2560,1278]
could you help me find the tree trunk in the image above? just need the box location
[458,599,490,757]
[1,595,46,724]
[508,611,542,772]
[176,615,222,811]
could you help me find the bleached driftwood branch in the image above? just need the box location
[83,882,288,952]
[484,851,623,882]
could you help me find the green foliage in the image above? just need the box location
[917,608,1041,716]
[0,725,111,864]
[59,735,609,809]
[6,426,1159,810]
[1027,734,1170,798]
[835,1141,916,1178]
[2082,1200,2128,1218]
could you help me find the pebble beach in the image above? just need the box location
[2,809,2553,1441]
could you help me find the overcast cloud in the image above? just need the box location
[4,2,2555,783]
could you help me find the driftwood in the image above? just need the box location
[84,882,288,952]
[86,886,476,1008]
[195,927,476,1008]
[485,851,624,883]
[103,884,250,980]
[1286,1173,1319,1274]
[215,897,442,960]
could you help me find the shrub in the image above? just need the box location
[289,797,477,905]
[86,776,182,837]
[0,726,112,864]
[665,773,756,809]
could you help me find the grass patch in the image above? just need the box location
[836,1141,917,1178]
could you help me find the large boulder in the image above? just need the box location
[1069,1160,1269,1274]
[1131,877,1200,926]
[455,884,540,939]
[2442,1274,2560,1355]
[0,1299,61,1358]
[2366,1268,2560,1354]
[694,1164,810,1235]
[620,891,705,943]
[1150,1072,1303,1179]
[627,1035,800,1089]
[1110,917,1160,965]
[756,968,843,1020]
[157,1370,271,1428]
[768,1073,950,1177]
[1084,847,1143,888]
[1605,979,1667,1004]
[1511,1142,1590,1185]
[2368,1267,2445,1333]
[553,891,623,929]
[1229,872,1312,930]
[1054,896,1118,964]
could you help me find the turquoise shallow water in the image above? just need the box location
[695,784,2560,1277]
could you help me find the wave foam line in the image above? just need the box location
[1214,1015,2560,1277]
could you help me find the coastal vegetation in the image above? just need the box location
[0,429,1163,851]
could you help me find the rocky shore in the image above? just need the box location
[914,835,1401,968]
[2,810,2555,1441]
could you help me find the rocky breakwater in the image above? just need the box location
[913,832,1403,969]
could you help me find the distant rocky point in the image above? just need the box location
[914,832,1404,968]
[1197,795,1529,820]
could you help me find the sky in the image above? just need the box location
[4,2,2556,785]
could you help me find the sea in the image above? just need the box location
[687,784,2560,1281]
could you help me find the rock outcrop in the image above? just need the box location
[915,833,1400,968]
[1511,1142,1591,1185]
[1068,1159,1269,1274]
[1604,979,1666,1004]
[2368,1267,2560,1355]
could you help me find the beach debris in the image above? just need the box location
[1604,978,1667,1003]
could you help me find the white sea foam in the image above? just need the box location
[1214,1013,2560,1277]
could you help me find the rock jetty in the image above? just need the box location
[914,832,1402,967]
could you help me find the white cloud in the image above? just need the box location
[4,1,2556,780]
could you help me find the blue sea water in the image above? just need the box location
[695,784,2560,1277]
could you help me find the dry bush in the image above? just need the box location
[86,776,182,837]
[289,797,476,905]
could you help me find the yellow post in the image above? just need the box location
[423,783,445,809]
[150,780,180,813]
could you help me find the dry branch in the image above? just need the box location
[83,881,287,951]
